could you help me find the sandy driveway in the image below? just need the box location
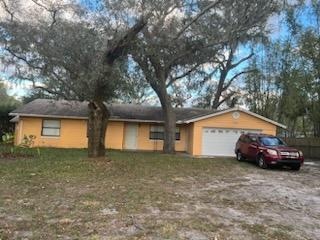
[134,161,320,240]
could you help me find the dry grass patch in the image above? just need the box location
[0,146,319,239]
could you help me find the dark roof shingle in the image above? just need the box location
[10,99,216,123]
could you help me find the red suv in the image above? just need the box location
[235,134,304,170]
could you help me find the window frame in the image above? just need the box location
[149,125,181,141]
[243,136,251,143]
[149,125,164,140]
[175,127,181,141]
[41,119,61,137]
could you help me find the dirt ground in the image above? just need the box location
[0,148,319,240]
[171,160,320,240]
[121,160,320,240]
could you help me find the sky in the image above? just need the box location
[0,0,315,101]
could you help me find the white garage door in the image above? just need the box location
[201,128,261,156]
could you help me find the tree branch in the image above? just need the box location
[131,54,159,89]
[217,91,237,107]
[105,16,148,65]
[174,0,222,40]
[16,74,68,99]
[230,52,254,69]
[5,47,43,70]
[30,0,58,27]
[166,63,201,88]
[33,85,72,100]
[6,46,85,100]
[50,9,58,27]
[166,40,222,69]
[222,69,255,91]
[0,0,14,21]
[199,68,218,86]
[30,0,51,11]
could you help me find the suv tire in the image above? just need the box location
[291,164,301,171]
[236,151,244,161]
[257,154,268,169]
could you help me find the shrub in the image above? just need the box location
[1,132,14,145]
[19,135,36,148]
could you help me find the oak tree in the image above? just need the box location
[0,0,147,157]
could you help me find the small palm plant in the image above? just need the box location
[1,132,14,145]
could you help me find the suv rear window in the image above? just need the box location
[259,137,286,146]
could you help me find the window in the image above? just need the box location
[259,137,286,146]
[176,127,181,140]
[250,137,257,143]
[149,125,180,140]
[42,119,60,136]
[243,136,251,143]
[150,125,164,140]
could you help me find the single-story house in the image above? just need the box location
[9,99,286,156]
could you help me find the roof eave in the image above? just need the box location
[10,113,182,124]
[10,107,287,129]
[184,107,287,129]
[9,113,88,120]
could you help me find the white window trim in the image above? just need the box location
[41,119,61,137]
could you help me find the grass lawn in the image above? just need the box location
[0,146,319,240]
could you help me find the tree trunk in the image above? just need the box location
[314,122,320,137]
[302,116,308,137]
[156,86,176,154]
[87,100,109,158]
[163,103,176,154]
[212,70,227,109]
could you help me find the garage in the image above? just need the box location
[201,128,262,156]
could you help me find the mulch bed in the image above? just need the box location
[0,152,34,160]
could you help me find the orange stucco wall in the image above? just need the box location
[134,123,188,152]
[16,117,125,149]
[15,117,188,151]
[187,123,194,154]
[188,110,277,155]
[17,117,88,148]
[15,111,278,155]
[105,121,124,149]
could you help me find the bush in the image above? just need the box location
[19,135,36,148]
[1,132,14,145]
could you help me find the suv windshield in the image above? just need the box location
[259,137,286,146]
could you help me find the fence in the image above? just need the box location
[284,138,320,160]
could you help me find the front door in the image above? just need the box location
[124,123,138,150]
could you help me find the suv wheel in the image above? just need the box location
[236,151,244,161]
[291,164,301,171]
[257,154,268,169]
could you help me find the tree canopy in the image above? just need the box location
[0,80,20,137]
[0,0,147,156]
[0,0,319,153]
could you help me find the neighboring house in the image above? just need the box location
[10,99,286,157]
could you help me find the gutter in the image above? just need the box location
[9,113,186,124]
